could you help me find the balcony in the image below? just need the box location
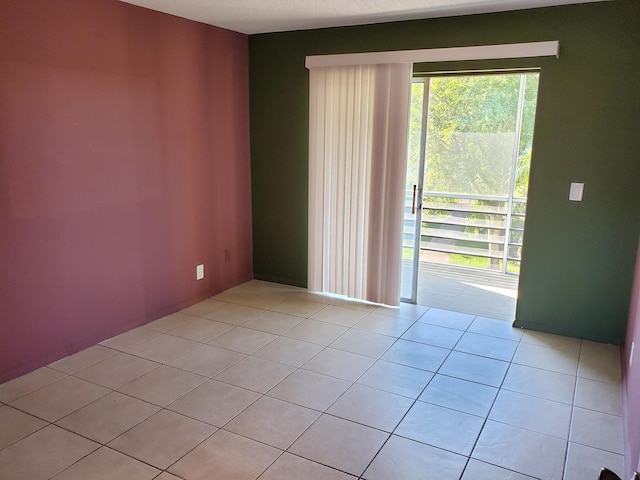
[403,192,523,320]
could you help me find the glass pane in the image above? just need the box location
[400,81,425,301]
[514,74,539,199]
[424,75,521,197]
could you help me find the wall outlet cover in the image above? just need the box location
[196,264,204,280]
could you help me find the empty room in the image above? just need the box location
[1,0,639,479]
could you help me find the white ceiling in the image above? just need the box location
[119,0,606,35]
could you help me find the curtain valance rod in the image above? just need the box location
[305,41,559,69]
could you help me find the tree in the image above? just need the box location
[424,74,538,196]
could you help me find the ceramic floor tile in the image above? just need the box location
[167,344,245,377]
[125,334,199,363]
[521,330,582,355]
[330,297,378,312]
[581,340,621,361]
[330,329,395,358]
[401,322,463,349]
[203,303,264,326]
[179,299,225,317]
[252,336,324,367]
[467,316,524,341]
[578,341,622,384]
[244,310,305,335]
[258,452,355,480]
[419,374,498,417]
[215,356,296,393]
[461,459,536,480]
[73,352,159,389]
[472,420,567,480]
[0,405,47,450]
[289,414,388,477]
[99,327,159,351]
[208,327,278,354]
[396,402,484,455]
[56,391,160,444]
[10,375,109,422]
[381,339,449,371]
[417,308,475,331]
[489,389,572,439]
[512,342,579,376]
[454,331,518,361]
[302,348,375,382]
[49,345,116,374]
[501,363,576,404]
[563,442,625,480]
[225,396,320,449]
[108,409,214,469]
[169,429,281,480]
[165,317,234,342]
[574,376,622,416]
[353,313,414,337]
[3,280,628,480]
[439,351,507,387]
[373,303,428,321]
[117,365,207,407]
[213,285,293,309]
[51,446,160,480]
[167,379,260,427]
[267,369,351,411]
[293,291,333,305]
[0,367,66,403]
[283,319,348,345]
[327,383,413,432]
[356,360,433,399]
[310,305,368,327]
[570,406,624,454]
[270,297,327,317]
[0,425,99,480]
[154,473,182,480]
[363,434,467,480]
[145,312,194,332]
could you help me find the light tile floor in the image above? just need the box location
[0,280,625,480]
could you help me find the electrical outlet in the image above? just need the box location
[196,264,204,280]
[224,249,230,261]
[631,341,635,367]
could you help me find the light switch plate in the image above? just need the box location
[569,182,584,201]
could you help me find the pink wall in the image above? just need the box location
[624,239,640,477]
[0,0,253,382]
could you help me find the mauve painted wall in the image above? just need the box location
[624,239,640,477]
[0,0,253,382]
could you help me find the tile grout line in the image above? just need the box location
[356,311,481,479]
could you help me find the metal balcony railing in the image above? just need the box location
[403,191,526,274]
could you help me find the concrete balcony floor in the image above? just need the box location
[415,262,518,321]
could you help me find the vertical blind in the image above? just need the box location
[307,63,412,306]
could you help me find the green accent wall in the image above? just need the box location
[249,0,640,344]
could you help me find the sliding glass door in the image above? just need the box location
[401,79,428,303]
[401,72,540,303]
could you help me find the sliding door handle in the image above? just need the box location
[411,185,417,214]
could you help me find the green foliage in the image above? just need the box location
[407,73,539,198]
[448,254,489,269]
[406,82,425,190]
[406,73,539,272]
